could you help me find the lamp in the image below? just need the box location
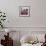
[5,29,10,37]
[5,29,9,33]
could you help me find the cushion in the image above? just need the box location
[20,35,37,43]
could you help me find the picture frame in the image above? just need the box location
[19,6,30,17]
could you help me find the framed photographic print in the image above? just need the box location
[19,6,30,17]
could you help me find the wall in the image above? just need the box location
[0,0,46,28]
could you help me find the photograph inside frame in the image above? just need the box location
[19,6,30,17]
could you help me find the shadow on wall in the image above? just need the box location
[13,40,21,46]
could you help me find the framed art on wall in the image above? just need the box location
[19,6,30,17]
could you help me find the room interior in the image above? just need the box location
[0,0,46,46]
